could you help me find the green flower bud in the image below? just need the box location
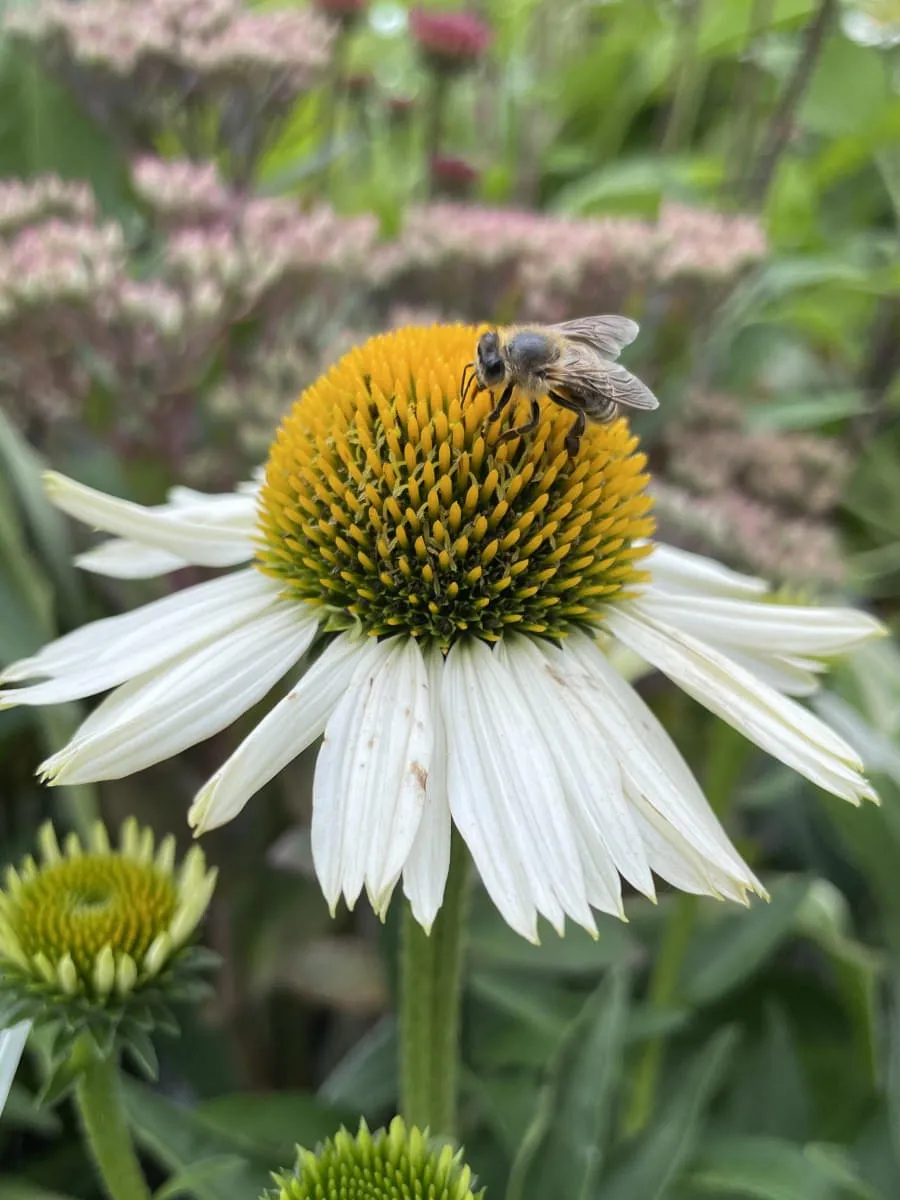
[267,1118,484,1200]
[0,818,218,1085]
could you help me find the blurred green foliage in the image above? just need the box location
[2,0,900,1197]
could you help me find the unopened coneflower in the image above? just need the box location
[0,324,884,942]
[409,9,491,73]
[267,1117,483,1200]
[0,817,217,1110]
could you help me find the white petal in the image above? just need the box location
[702,647,823,697]
[627,792,751,903]
[44,473,256,566]
[74,540,194,579]
[165,485,259,514]
[0,570,279,701]
[606,606,877,805]
[497,636,636,915]
[402,643,452,932]
[41,604,319,784]
[638,590,884,658]
[190,632,375,833]
[564,631,763,894]
[311,638,432,917]
[0,1021,30,1118]
[647,542,768,597]
[443,638,593,940]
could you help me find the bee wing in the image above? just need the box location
[548,315,639,361]
[547,343,660,412]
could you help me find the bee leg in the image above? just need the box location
[498,395,541,443]
[460,363,476,403]
[564,412,586,457]
[547,390,586,457]
[487,381,516,423]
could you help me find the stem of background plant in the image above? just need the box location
[745,0,836,206]
[321,31,348,189]
[74,1038,152,1200]
[425,73,449,197]
[660,0,705,155]
[400,830,469,1137]
[623,719,750,1137]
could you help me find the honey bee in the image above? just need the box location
[460,316,659,456]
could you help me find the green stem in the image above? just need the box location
[74,1044,152,1200]
[622,893,697,1137]
[623,719,751,1138]
[660,0,705,155]
[425,72,449,196]
[400,831,470,1137]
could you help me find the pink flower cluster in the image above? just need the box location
[652,390,851,587]
[368,202,766,322]
[0,163,376,469]
[6,0,334,171]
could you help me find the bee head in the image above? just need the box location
[475,331,506,387]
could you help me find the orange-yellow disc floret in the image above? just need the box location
[256,324,655,645]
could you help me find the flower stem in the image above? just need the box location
[400,830,469,1137]
[622,892,697,1137]
[74,1043,152,1200]
[623,719,750,1138]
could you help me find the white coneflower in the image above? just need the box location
[0,325,883,942]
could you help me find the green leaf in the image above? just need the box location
[887,973,900,1174]
[468,895,637,975]
[123,1029,160,1082]
[794,881,882,1088]
[600,1027,738,1200]
[0,1183,78,1200]
[1,1081,63,1134]
[122,1077,270,1200]
[686,1135,881,1200]
[316,1016,396,1117]
[744,391,870,431]
[36,1055,86,1110]
[800,34,890,138]
[152,1157,248,1200]
[506,970,629,1200]
[197,1091,355,1166]
[683,876,811,1005]
[0,408,82,623]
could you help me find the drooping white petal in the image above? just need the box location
[0,570,279,700]
[498,635,642,915]
[44,473,256,566]
[74,540,194,579]
[40,603,319,784]
[443,638,593,941]
[637,590,884,659]
[564,631,763,895]
[311,637,432,917]
[702,648,824,697]
[626,792,752,903]
[189,632,378,833]
[0,1021,30,1118]
[606,606,878,805]
[647,542,768,597]
[402,643,452,932]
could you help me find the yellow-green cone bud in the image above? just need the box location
[267,1118,485,1200]
[0,818,219,1079]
